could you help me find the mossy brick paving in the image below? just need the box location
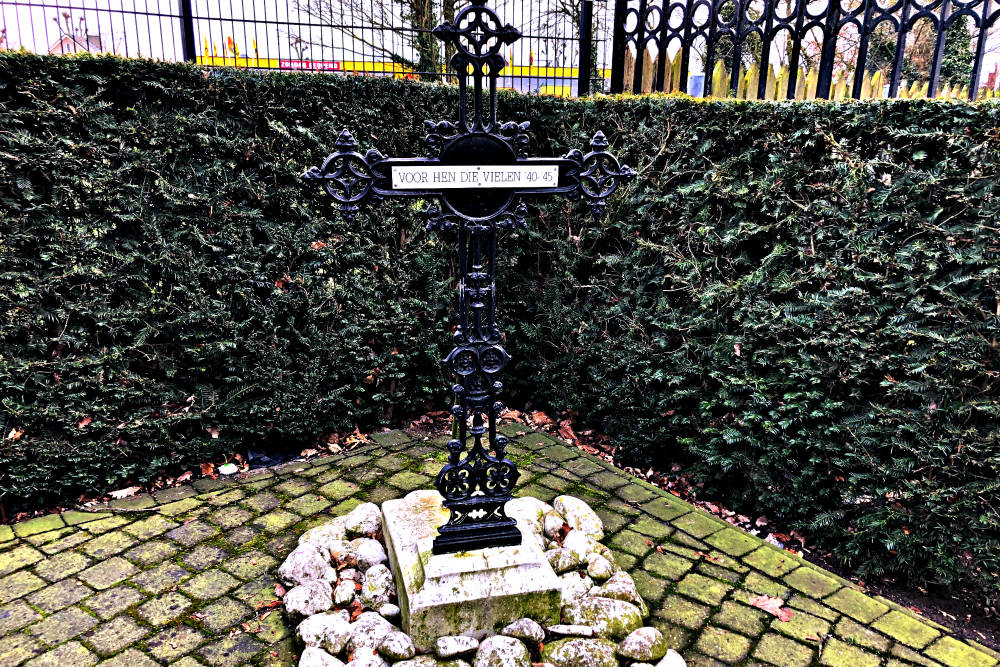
[0,427,993,666]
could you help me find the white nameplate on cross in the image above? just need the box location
[391,165,559,189]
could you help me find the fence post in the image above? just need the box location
[179,0,196,63]
[926,0,952,97]
[969,0,993,99]
[578,0,595,96]
[815,0,841,98]
[609,0,630,93]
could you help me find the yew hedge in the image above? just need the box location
[1,53,997,598]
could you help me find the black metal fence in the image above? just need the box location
[1,0,614,96]
[610,0,1000,100]
[1,0,997,99]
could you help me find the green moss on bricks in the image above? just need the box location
[694,626,751,663]
[676,573,731,606]
[834,617,890,652]
[137,591,192,625]
[0,570,46,602]
[712,601,768,636]
[871,610,941,649]
[656,595,711,631]
[180,570,239,601]
[704,528,759,557]
[753,633,815,667]
[783,566,842,598]
[123,515,179,540]
[84,586,147,620]
[145,624,206,662]
[608,530,655,557]
[24,640,96,667]
[0,632,45,665]
[640,550,695,582]
[25,578,90,612]
[819,637,880,667]
[26,605,99,645]
[78,557,139,590]
[742,571,789,598]
[316,480,359,501]
[251,510,301,534]
[14,515,66,538]
[923,636,997,667]
[770,609,830,643]
[84,616,149,656]
[785,594,838,622]
[825,586,889,624]
[672,512,726,539]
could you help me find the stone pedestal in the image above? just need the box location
[382,490,563,650]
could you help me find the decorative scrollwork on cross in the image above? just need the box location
[301,0,634,555]
[301,130,384,223]
[565,131,637,218]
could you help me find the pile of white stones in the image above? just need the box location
[278,496,687,667]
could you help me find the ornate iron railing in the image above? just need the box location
[608,0,1000,100]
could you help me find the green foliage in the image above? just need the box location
[1,54,998,601]
[503,94,1000,600]
[941,15,974,87]
[0,53,458,507]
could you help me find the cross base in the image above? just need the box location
[433,520,522,554]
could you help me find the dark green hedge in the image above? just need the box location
[1,53,998,598]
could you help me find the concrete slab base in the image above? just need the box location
[382,490,563,650]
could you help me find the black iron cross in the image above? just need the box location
[302,0,634,555]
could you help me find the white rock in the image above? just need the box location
[322,566,339,584]
[297,610,350,647]
[360,564,395,610]
[333,578,356,606]
[561,596,643,639]
[560,571,594,603]
[586,554,614,581]
[321,612,354,655]
[505,497,549,537]
[501,618,544,644]
[279,544,330,587]
[542,510,566,539]
[284,580,333,617]
[657,649,687,667]
[596,571,648,617]
[340,568,363,582]
[436,635,479,658]
[553,496,604,539]
[633,664,655,667]
[299,646,346,667]
[546,539,560,550]
[347,611,397,653]
[545,547,583,574]
[508,496,553,520]
[378,630,416,660]
[392,658,438,667]
[547,624,594,637]
[473,635,530,667]
[563,530,601,561]
[379,603,400,622]
[617,627,669,661]
[541,638,618,667]
[299,520,348,557]
[329,541,359,569]
[344,502,383,538]
[345,652,389,667]
[352,538,388,572]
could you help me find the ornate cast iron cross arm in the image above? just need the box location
[300,127,635,226]
[301,0,633,555]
